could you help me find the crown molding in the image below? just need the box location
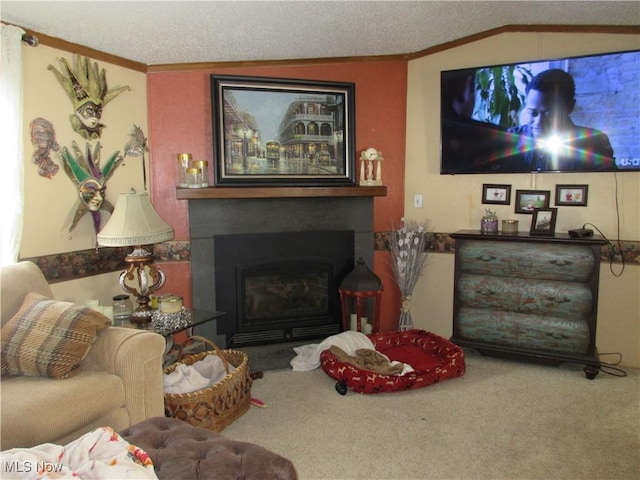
[15,25,147,72]
[406,24,640,60]
[13,23,640,74]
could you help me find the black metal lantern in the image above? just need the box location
[338,257,383,334]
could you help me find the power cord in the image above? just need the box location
[563,353,628,378]
[582,222,625,277]
[581,173,627,378]
[597,352,628,377]
[583,171,627,277]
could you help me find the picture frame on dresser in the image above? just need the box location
[210,74,356,187]
[555,184,589,206]
[529,208,558,235]
[481,184,511,205]
[514,189,551,214]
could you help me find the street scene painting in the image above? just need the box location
[211,75,356,186]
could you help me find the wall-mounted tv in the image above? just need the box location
[440,49,640,174]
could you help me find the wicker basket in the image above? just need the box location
[164,335,252,432]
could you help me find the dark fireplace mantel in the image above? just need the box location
[176,185,387,200]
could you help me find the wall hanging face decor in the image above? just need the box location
[48,55,130,140]
[30,117,60,178]
[61,141,123,238]
[123,125,149,189]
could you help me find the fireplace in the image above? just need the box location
[187,195,376,348]
[214,230,354,346]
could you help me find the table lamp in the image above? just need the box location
[97,188,174,323]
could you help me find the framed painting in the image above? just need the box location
[530,208,558,236]
[482,184,511,205]
[211,74,356,186]
[514,190,551,214]
[555,184,589,206]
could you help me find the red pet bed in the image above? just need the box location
[320,329,465,394]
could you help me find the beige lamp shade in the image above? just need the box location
[97,189,174,247]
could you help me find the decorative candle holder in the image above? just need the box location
[177,153,192,187]
[502,219,519,234]
[480,209,499,234]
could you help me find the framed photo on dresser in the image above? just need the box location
[530,208,558,236]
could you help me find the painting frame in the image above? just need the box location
[555,184,589,206]
[482,184,511,205]
[530,208,558,236]
[210,74,356,187]
[514,189,551,214]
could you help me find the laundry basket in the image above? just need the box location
[164,336,252,432]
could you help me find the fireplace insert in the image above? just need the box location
[214,230,354,346]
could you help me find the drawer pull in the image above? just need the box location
[549,259,573,267]
[475,287,496,296]
[476,255,497,262]
[545,294,571,305]
[546,331,569,340]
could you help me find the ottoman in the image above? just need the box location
[120,417,297,480]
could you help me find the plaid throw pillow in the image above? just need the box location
[1,293,110,379]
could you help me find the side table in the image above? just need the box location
[120,309,227,366]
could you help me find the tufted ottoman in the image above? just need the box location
[119,417,297,480]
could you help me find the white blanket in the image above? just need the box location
[290,331,414,375]
[163,354,233,394]
[0,426,157,479]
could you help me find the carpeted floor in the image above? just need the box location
[223,349,640,480]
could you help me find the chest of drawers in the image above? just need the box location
[451,230,607,378]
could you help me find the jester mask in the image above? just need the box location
[48,55,130,140]
[61,141,123,237]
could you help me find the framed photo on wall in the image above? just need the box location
[515,190,551,214]
[555,184,589,206]
[482,184,511,205]
[210,74,356,186]
[530,208,558,236]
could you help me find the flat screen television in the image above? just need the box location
[440,49,640,174]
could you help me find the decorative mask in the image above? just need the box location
[61,141,123,238]
[30,117,60,178]
[48,55,130,140]
[123,125,149,189]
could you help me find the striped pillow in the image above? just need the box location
[1,293,110,379]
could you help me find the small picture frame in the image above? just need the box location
[555,184,588,206]
[515,189,551,214]
[482,184,511,205]
[530,208,558,236]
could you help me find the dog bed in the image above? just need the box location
[319,329,465,394]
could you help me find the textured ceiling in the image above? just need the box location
[2,1,639,65]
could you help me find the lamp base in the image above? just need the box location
[118,246,166,324]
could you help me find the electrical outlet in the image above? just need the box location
[413,194,423,208]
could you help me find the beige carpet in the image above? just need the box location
[223,349,640,480]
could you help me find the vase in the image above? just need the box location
[398,295,414,331]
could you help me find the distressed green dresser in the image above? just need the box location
[451,230,607,378]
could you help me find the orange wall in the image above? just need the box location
[147,60,407,331]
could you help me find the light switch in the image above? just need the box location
[413,194,423,208]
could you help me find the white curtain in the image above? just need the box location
[0,24,25,266]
